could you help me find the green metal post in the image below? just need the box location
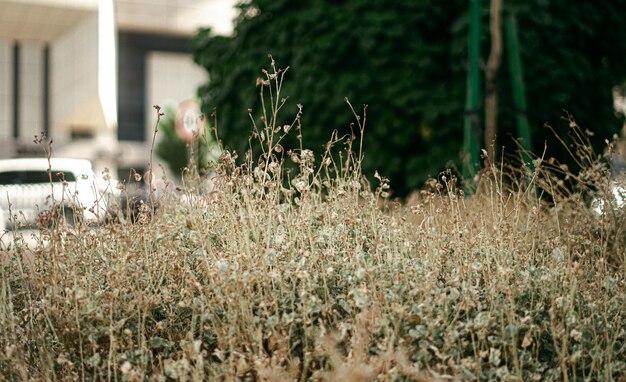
[463,0,481,181]
[504,12,532,161]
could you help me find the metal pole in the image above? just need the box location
[463,0,482,181]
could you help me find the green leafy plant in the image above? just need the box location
[193,0,626,196]
[155,103,219,177]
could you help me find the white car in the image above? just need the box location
[591,180,626,216]
[0,205,5,232]
[0,158,108,227]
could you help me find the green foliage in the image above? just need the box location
[193,0,626,195]
[193,0,467,196]
[155,105,188,176]
[499,1,626,168]
[155,104,219,177]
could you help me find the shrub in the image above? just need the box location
[0,61,624,381]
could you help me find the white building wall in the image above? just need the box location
[50,12,99,144]
[116,0,236,36]
[0,39,11,142]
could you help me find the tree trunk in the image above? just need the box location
[484,0,502,164]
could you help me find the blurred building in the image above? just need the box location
[0,0,235,178]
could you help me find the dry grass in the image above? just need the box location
[1,62,625,381]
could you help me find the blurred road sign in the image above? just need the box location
[176,99,203,142]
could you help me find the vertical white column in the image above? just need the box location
[98,0,117,130]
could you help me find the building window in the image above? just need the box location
[117,31,195,142]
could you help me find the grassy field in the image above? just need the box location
[1,66,625,381]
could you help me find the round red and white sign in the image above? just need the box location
[176,100,203,142]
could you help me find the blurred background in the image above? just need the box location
[0,0,235,181]
[2,0,626,196]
